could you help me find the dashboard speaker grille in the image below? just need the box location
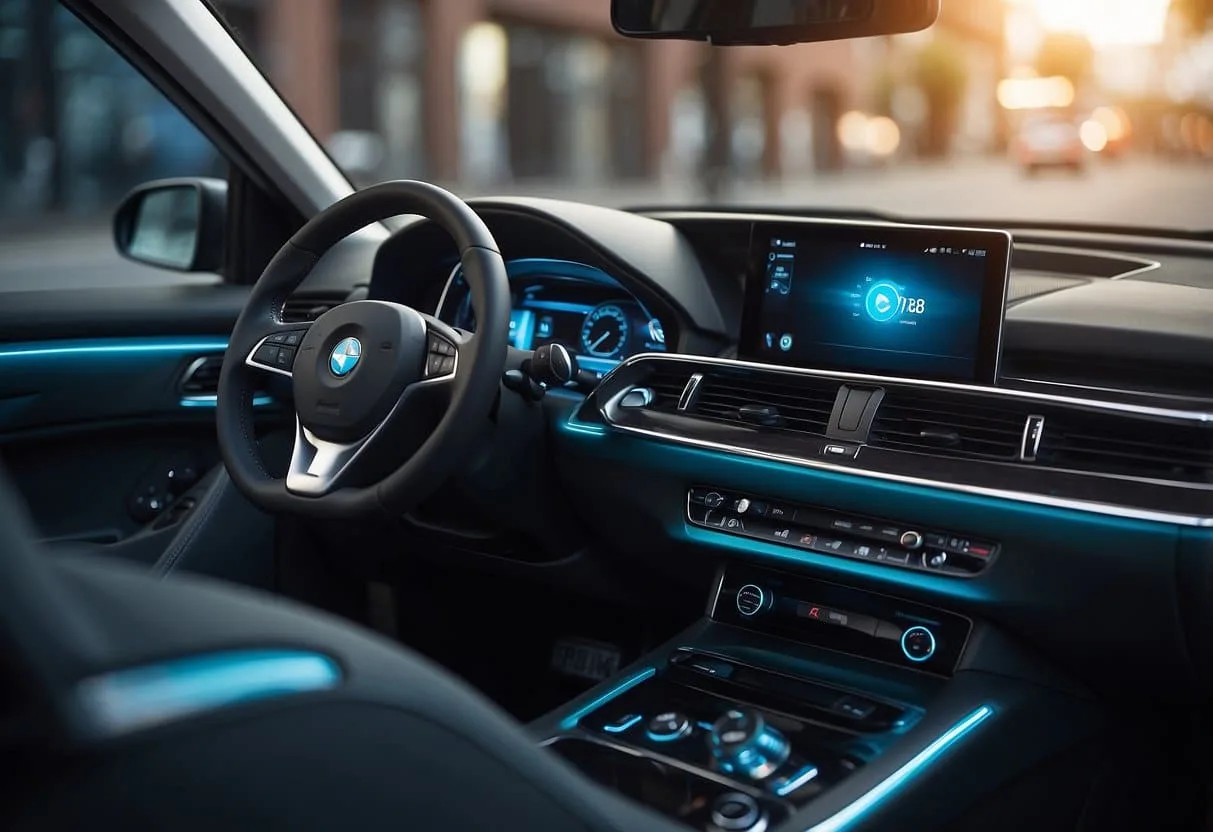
[869,389,1027,461]
[1036,411,1213,484]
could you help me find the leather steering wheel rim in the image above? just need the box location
[216,180,510,518]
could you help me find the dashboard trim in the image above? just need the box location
[586,354,1213,527]
[607,353,1213,423]
[589,413,1213,527]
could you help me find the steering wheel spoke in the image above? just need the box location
[244,324,312,378]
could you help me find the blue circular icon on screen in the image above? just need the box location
[779,334,793,351]
[864,282,902,323]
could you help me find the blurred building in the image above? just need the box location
[217,0,868,185]
[936,0,1006,152]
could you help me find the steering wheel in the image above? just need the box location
[216,181,510,518]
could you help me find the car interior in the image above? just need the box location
[1,0,1212,830]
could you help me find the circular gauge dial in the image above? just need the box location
[580,303,630,359]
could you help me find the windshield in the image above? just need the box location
[2,0,1212,245]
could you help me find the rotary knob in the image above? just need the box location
[735,584,768,617]
[707,709,790,780]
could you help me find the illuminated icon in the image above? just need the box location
[808,606,821,619]
[775,529,790,539]
[648,318,665,345]
[537,316,554,338]
[857,545,871,556]
[764,332,774,349]
[778,334,793,351]
[929,248,937,254]
[865,281,902,323]
[829,540,843,550]
[769,252,776,261]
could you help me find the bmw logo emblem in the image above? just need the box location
[329,337,362,377]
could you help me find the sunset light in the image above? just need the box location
[1013,0,1171,47]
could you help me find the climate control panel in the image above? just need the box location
[712,564,973,675]
[688,487,999,577]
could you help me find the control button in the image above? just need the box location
[901,625,937,662]
[966,543,994,558]
[707,709,791,780]
[899,530,924,550]
[823,443,858,459]
[832,519,854,531]
[926,551,948,569]
[646,711,692,743]
[704,492,725,509]
[439,354,456,375]
[768,526,793,542]
[770,764,820,798]
[710,793,763,832]
[282,330,303,347]
[853,543,874,558]
[736,584,767,617]
[723,516,745,531]
[878,526,901,542]
[735,498,751,514]
[747,500,769,516]
[879,549,911,565]
[834,695,877,720]
[925,532,948,549]
[426,352,445,376]
[601,713,643,734]
[857,522,877,535]
[267,332,288,344]
[767,505,789,520]
[252,343,280,366]
[274,346,295,369]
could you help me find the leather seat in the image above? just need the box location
[0,468,683,831]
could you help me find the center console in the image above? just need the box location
[532,563,1010,832]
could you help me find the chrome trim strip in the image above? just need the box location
[1003,376,1213,405]
[593,419,1213,527]
[244,334,295,378]
[611,353,1213,423]
[678,373,704,411]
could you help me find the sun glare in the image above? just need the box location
[1016,0,1170,47]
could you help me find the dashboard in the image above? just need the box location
[436,258,668,376]
[364,197,1213,705]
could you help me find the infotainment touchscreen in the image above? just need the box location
[739,222,1012,385]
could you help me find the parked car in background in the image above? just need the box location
[1013,112,1086,174]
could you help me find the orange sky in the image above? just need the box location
[1008,0,1171,47]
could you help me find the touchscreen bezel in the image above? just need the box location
[739,220,1012,386]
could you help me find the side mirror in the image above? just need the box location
[113,178,227,272]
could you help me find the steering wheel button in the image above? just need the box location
[426,353,445,375]
[253,344,280,366]
[283,331,303,346]
[275,347,295,368]
[439,355,455,375]
[267,333,288,344]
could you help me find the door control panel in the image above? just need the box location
[688,487,999,577]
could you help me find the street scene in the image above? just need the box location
[2,0,1213,289]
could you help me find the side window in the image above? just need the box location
[0,0,224,289]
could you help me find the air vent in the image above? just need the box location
[645,367,696,411]
[688,369,838,436]
[1036,411,1213,484]
[281,293,346,323]
[180,355,224,394]
[869,389,1028,461]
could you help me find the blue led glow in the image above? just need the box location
[559,666,656,730]
[602,714,643,734]
[0,338,228,360]
[75,649,342,736]
[806,705,994,832]
[180,395,275,409]
[900,626,937,663]
[774,764,820,797]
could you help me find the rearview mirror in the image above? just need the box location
[611,0,939,45]
[113,178,227,272]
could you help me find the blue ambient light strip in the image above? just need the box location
[0,338,229,360]
[806,705,994,832]
[559,666,656,730]
[180,394,274,408]
[75,649,342,736]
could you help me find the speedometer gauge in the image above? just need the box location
[580,303,630,359]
